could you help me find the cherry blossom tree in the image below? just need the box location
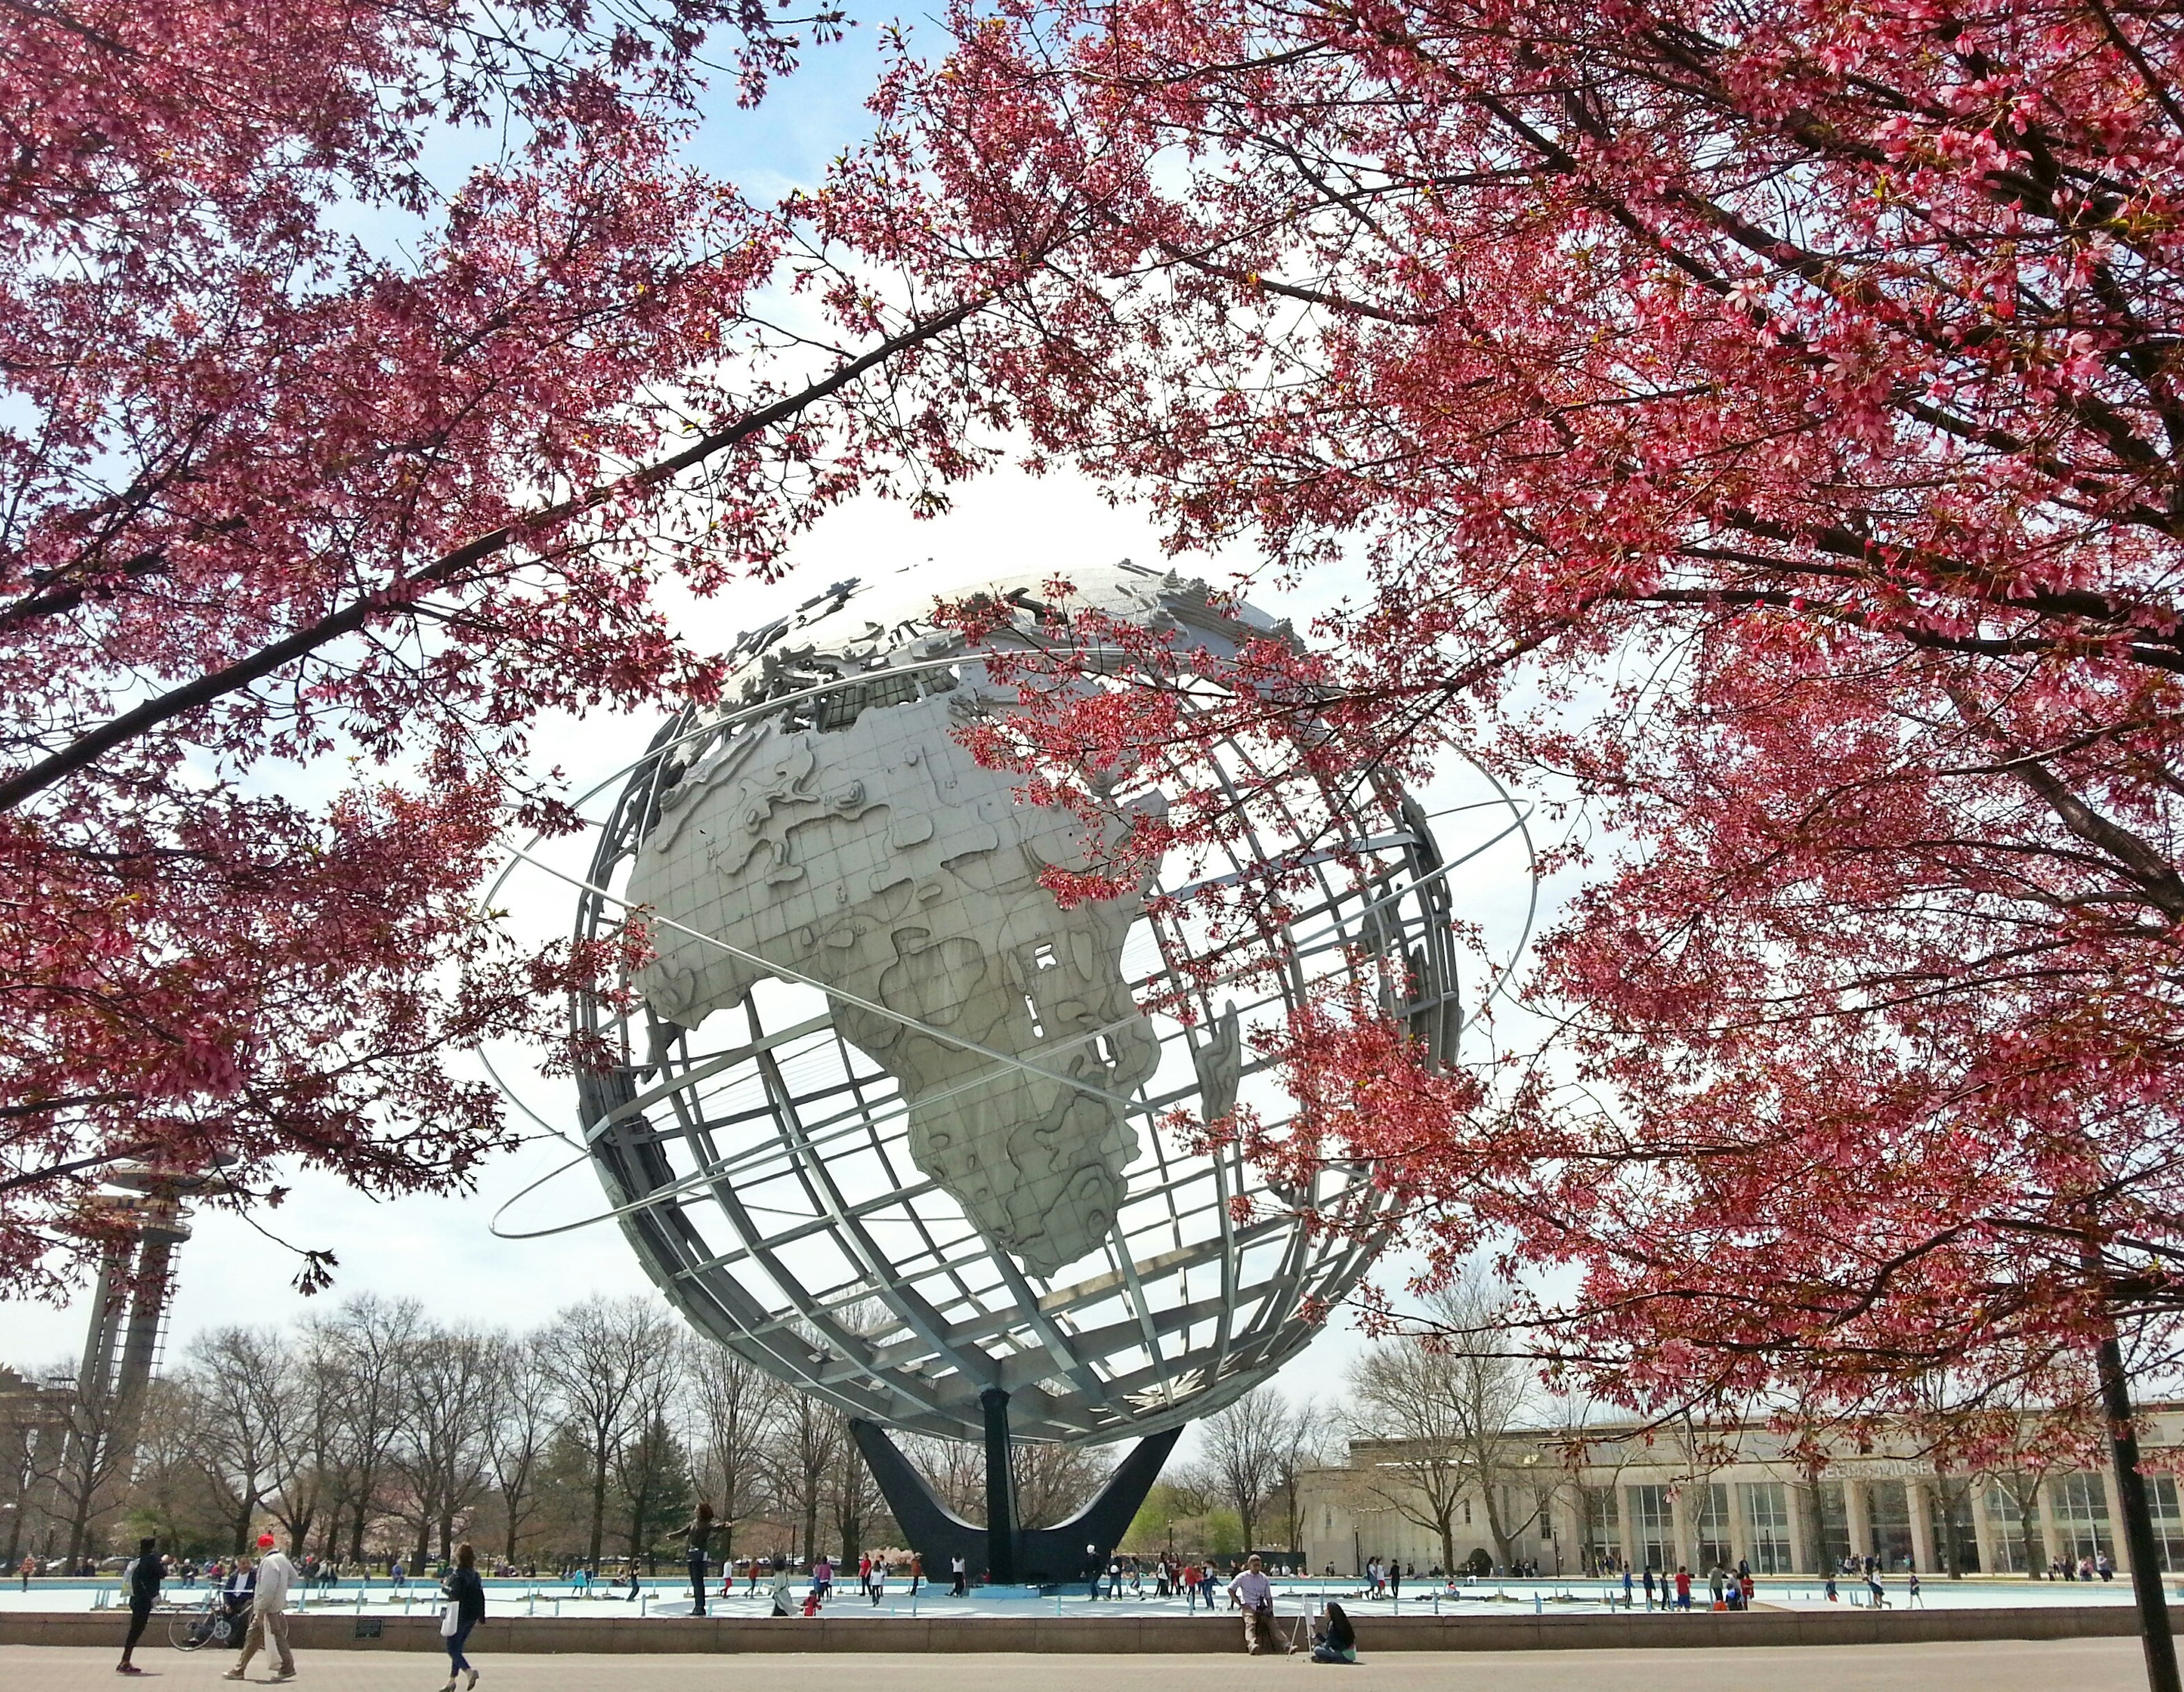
[874,0,2184,1679]
[0,1,1078,1294]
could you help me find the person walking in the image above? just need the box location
[950,1554,966,1597]
[224,1533,295,1683]
[1387,1562,1400,1603]
[1673,1565,1692,1611]
[1228,1555,1287,1656]
[870,1556,886,1607]
[436,1542,486,1692]
[909,1553,922,1596]
[19,1554,34,1592]
[117,1536,164,1675]
[678,1503,716,1617]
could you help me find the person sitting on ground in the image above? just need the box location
[1310,1600,1358,1664]
[1228,1554,1289,1656]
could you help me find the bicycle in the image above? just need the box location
[168,1590,250,1652]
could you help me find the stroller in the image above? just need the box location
[171,1582,253,1650]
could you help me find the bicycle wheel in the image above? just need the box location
[167,1616,204,1651]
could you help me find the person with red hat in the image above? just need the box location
[224,1532,295,1682]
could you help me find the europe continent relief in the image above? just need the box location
[626,687,1161,1277]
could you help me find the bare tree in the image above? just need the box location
[117,1377,219,1554]
[265,1320,346,1559]
[1350,1275,1533,1571]
[1015,1439,1114,1528]
[682,1341,777,1564]
[1269,1399,1328,1554]
[891,1432,1110,1534]
[609,1339,682,1568]
[324,1295,422,1564]
[537,1296,679,1565]
[764,1386,840,1562]
[390,1327,498,1563]
[482,1335,556,1566]
[826,1414,884,1563]
[901,1433,984,1521]
[1199,1385,1302,1552]
[181,1327,294,1554]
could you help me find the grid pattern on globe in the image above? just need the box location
[570,593,1460,1449]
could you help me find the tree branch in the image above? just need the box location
[0,299,982,815]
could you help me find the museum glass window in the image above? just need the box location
[1743,1482,1794,1574]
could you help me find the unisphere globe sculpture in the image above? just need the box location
[561,564,1467,1579]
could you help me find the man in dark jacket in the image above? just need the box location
[118,1537,164,1674]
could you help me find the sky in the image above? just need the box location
[7,17,1574,1428]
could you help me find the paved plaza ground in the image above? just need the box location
[0,1640,2157,1692]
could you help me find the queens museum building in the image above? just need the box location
[1296,1410,2184,1579]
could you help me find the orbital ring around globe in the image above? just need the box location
[481,564,1534,1452]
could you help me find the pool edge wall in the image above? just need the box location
[1,1604,2168,1653]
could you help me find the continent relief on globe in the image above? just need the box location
[626,685,1164,1278]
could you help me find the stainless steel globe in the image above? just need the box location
[568,565,1462,1453]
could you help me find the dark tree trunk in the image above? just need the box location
[588,1449,610,1566]
[2097,1328,2180,1692]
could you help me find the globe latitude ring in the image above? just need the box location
[566,565,1463,1467]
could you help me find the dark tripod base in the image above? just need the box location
[849,1390,1181,1587]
